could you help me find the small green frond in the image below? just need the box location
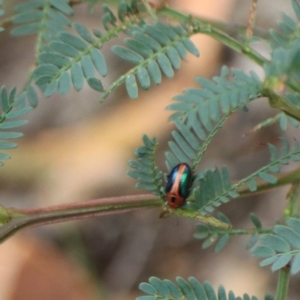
[250,213,262,229]
[231,138,300,194]
[102,21,199,100]
[168,67,262,123]
[32,0,151,98]
[165,112,229,172]
[165,67,262,172]
[127,135,163,197]
[35,22,107,96]
[138,277,259,300]
[252,218,300,274]
[0,86,34,166]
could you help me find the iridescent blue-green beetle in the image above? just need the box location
[165,163,193,208]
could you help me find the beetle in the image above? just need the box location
[165,163,193,208]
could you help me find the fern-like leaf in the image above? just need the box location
[34,20,108,96]
[194,139,300,214]
[165,67,262,171]
[252,217,300,274]
[31,1,150,97]
[127,135,163,197]
[24,1,199,99]
[0,86,34,166]
[105,21,199,100]
[168,66,262,123]
[137,276,264,300]
[242,138,300,192]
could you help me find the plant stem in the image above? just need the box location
[159,6,268,66]
[0,194,162,243]
[275,265,290,300]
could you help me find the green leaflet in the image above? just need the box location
[71,63,85,92]
[11,22,40,36]
[73,22,95,43]
[58,72,71,95]
[137,67,151,90]
[125,75,138,99]
[13,10,42,24]
[90,49,107,77]
[81,55,95,78]
[157,53,174,78]
[87,78,104,92]
[147,60,162,85]
[58,32,87,51]
[125,38,154,58]
[27,85,38,108]
[0,120,28,129]
[112,46,144,64]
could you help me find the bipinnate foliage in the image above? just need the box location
[1,0,300,299]
[128,77,300,214]
[11,0,199,99]
[127,1,300,297]
[137,276,273,300]
[0,0,200,166]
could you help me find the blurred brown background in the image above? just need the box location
[0,0,299,299]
